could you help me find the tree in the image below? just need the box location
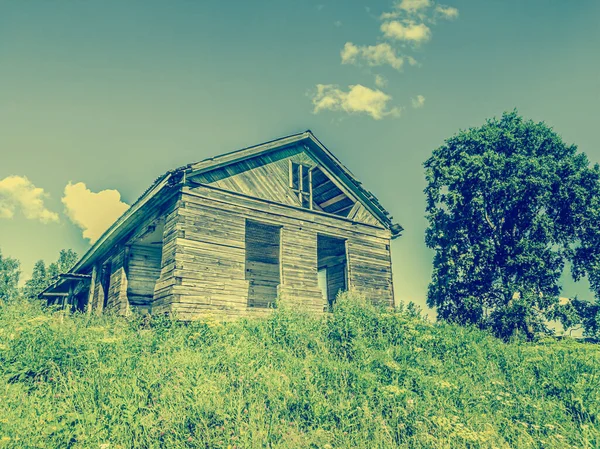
[0,249,20,303]
[23,249,79,299]
[424,111,600,340]
[47,249,78,280]
[23,260,48,299]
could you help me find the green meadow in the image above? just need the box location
[1,294,598,449]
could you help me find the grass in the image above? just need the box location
[0,293,599,449]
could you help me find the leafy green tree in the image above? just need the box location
[424,111,600,340]
[23,260,48,299]
[46,249,78,280]
[565,192,600,338]
[0,249,20,303]
[23,249,79,299]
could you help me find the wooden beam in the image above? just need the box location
[347,202,361,220]
[41,292,69,297]
[320,193,348,209]
[308,168,313,210]
[86,265,97,314]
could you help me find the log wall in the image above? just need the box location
[162,185,393,319]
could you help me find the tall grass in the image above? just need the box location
[1,293,599,448]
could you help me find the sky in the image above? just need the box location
[1,0,599,314]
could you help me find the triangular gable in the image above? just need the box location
[186,131,402,237]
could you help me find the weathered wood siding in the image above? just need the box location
[127,244,162,312]
[245,220,281,308]
[163,184,393,319]
[151,206,181,314]
[85,196,179,315]
[190,145,382,227]
[105,248,129,314]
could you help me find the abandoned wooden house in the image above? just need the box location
[40,131,402,319]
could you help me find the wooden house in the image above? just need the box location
[40,131,402,319]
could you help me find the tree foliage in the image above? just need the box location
[0,249,20,303]
[424,111,600,340]
[23,249,79,299]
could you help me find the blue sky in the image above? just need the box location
[1,0,599,312]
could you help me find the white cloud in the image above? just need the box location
[407,55,419,66]
[381,21,432,43]
[341,42,404,70]
[0,176,59,223]
[411,94,426,108]
[62,182,130,244]
[340,42,360,64]
[311,84,400,120]
[374,74,388,88]
[398,0,431,13]
[334,20,342,27]
[435,4,459,19]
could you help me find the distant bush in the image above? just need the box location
[1,293,599,448]
[0,250,20,304]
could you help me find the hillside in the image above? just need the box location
[0,294,599,449]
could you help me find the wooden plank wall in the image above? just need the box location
[166,185,393,319]
[127,243,163,312]
[84,196,179,315]
[192,145,314,210]
[349,203,382,227]
[105,248,129,314]
[245,221,281,308]
[151,206,180,314]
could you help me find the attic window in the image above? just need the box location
[289,161,312,209]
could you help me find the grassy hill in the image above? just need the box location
[1,294,599,449]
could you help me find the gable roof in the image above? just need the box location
[72,131,402,273]
[186,131,401,233]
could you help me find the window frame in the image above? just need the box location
[289,161,313,210]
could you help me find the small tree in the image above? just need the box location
[47,249,78,280]
[23,260,48,299]
[23,249,79,299]
[0,249,20,303]
[424,111,600,340]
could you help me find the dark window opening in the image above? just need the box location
[317,234,347,310]
[245,220,281,308]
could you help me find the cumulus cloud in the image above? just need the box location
[436,4,459,19]
[381,0,432,19]
[311,84,400,120]
[411,94,426,108]
[381,21,432,43]
[341,42,404,70]
[0,176,59,223]
[398,0,431,13]
[62,182,130,244]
